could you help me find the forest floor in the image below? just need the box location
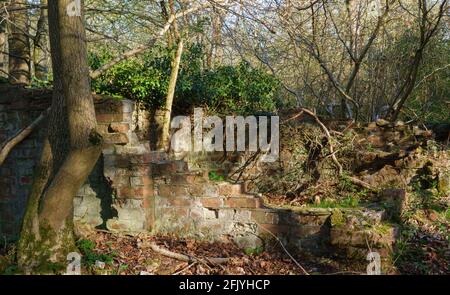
[0,231,369,275]
[1,227,448,275]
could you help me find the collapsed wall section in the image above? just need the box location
[1,87,396,268]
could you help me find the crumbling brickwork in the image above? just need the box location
[0,86,396,264]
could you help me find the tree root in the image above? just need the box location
[149,242,229,265]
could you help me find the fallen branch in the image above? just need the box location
[300,108,344,175]
[149,241,229,265]
[346,176,379,193]
[0,107,50,166]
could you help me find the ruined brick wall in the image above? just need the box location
[0,86,49,241]
[0,86,395,264]
[0,86,333,252]
[0,85,155,241]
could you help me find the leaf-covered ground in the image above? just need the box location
[73,232,365,275]
[1,229,448,274]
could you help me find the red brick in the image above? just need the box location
[166,197,193,207]
[171,173,205,185]
[19,176,32,185]
[103,133,129,144]
[112,155,132,168]
[94,99,130,114]
[158,184,189,197]
[108,123,130,133]
[200,197,223,209]
[152,161,188,175]
[218,183,243,196]
[172,207,190,217]
[142,176,153,186]
[117,187,144,198]
[132,165,151,176]
[142,187,154,198]
[224,197,261,208]
[96,113,125,123]
[141,152,166,163]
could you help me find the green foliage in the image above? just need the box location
[208,171,225,182]
[31,76,53,89]
[410,162,442,210]
[406,36,450,124]
[0,245,18,275]
[2,265,18,275]
[243,246,264,256]
[76,239,114,267]
[90,43,280,115]
[313,195,360,209]
[178,60,280,115]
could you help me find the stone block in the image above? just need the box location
[251,209,279,224]
[199,197,223,209]
[257,223,290,236]
[96,113,126,123]
[217,183,243,196]
[108,123,130,133]
[379,189,408,220]
[233,234,263,249]
[224,197,262,208]
[103,133,129,145]
[292,225,323,238]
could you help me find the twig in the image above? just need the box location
[256,222,310,275]
[346,176,379,193]
[300,108,343,175]
[172,262,197,275]
[149,242,229,265]
[281,111,304,124]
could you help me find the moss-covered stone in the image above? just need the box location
[330,209,345,226]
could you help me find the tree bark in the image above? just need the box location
[8,0,30,85]
[17,0,102,273]
[157,39,184,150]
[33,0,49,80]
[0,19,7,77]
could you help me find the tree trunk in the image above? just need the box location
[0,19,6,77]
[157,39,184,150]
[33,0,49,80]
[8,0,30,85]
[17,0,102,273]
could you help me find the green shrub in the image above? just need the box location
[90,43,280,115]
[76,239,114,267]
